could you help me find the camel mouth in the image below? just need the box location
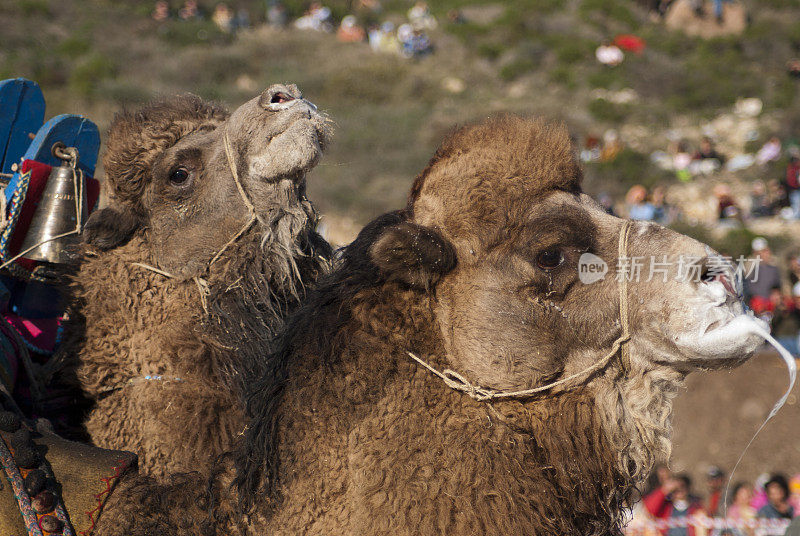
[674,313,767,368]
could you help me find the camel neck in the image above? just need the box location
[253,286,631,535]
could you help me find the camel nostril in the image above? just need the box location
[270,92,293,104]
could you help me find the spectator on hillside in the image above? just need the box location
[790,474,800,513]
[580,135,601,162]
[673,141,694,182]
[714,184,741,220]
[375,21,399,54]
[694,136,725,165]
[788,252,800,287]
[757,474,795,520]
[179,0,202,20]
[408,1,437,30]
[743,237,782,305]
[749,180,772,218]
[789,59,800,79]
[626,185,656,221]
[596,41,624,66]
[651,185,676,224]
[152,1,171,21]
[212,3,235,33]
[295,3,332,32]
[235,7,250,30]
[756,136,782,166]
[601,129,623,162]
[786,156,800,218]
[712,0,733,24]
[706,466,726,517]
[447,9,465,24]
[398,24,432,58]
[643,474,705,536]
[726,482,756,533]
[770,282,800,356]
[337,15,366,42]
[768,178,790,214]
[267,0,288,27]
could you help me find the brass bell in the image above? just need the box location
[19,145,87,264]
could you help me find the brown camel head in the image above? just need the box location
[85,84,329,277]
[369,115,764,478]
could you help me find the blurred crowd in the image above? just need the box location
[586,131,800,225]
[151,0,445,59]
[743,237,800,357]
[628,465,799,535]
[152,0,252,32]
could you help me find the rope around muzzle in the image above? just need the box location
[131,131,258,311]
[407,219,633,402]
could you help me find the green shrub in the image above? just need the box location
[57,35,92,57]
[500,58,536,81]
[68,54,117,98]
[159,20,231,47]
[588,98,632,123]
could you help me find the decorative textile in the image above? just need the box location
[0,429,137,535]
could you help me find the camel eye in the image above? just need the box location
[169,167,190,186]
[536,248,564,270]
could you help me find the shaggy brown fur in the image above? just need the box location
[91,115,759,535]
[58,87,332,480]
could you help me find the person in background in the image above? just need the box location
[337,15,366,42]
[726,482,756,536]
[152,0,170,21]
[626,185,656,221]
[786,156,800,219]
[597,192,616,216]
[706,466,726,517]
[768,178,790,213]
[267,0,288,27]
[789,474,800,513]
[714,184,740,220]
[695,136,725,165]
[749,180,772,218]
[787,252,800,286]
[757,474,794,519]
[651,185,676,224]
[643,474,705,536]
[743,237,782,306]
[759,286,799,355]
[212,3,235,33]
[712,0,732,23]
[179,0,202,20]
[756,136,782,166]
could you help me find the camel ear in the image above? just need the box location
[83,205,141,250]
[370,221,456,290]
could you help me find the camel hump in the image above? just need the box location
[0,425,136,535]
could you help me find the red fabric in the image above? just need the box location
[7,160,100,268]
[1,313,60,354]
[787,162,800,190]
[707,490,722,516]
[614,34,646,53]
[643,488,704,536]
[750,295,794,315]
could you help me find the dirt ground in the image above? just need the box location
[670,351,799,491]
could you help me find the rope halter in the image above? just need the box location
[408,219,634,402]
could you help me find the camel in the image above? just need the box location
[57,85,332,480]
[90,115,765,535]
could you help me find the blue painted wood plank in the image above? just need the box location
[0,79,45,175]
